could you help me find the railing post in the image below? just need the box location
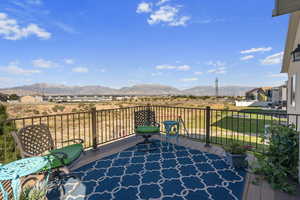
[91,107,98,150]
[205,106,211,147]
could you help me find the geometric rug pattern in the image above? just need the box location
[49,140,246,200]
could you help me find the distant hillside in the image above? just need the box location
[183,86,254,96]
[0,83,255,96]
[119,84,182,95]
[0,83,118,95]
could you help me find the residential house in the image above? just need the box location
[20,95,43,103]
[271,83,287,105]
[245,87,272,101]
[273,0,300,183]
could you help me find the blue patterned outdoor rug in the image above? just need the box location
[48,140,246,200]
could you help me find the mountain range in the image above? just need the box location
[0,83,255,96]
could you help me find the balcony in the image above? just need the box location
[1,105,299,200]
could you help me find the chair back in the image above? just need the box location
[11,124,54,158]
[134,110,156,128]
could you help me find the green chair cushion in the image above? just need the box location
[136,126,160,134]
[45,143,83,169]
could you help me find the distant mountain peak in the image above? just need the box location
[0,83,255,96]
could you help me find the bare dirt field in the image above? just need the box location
[4,96,240,119]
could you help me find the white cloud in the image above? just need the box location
[169,16,191,27]
[72,67,89,73]
[64,59,74,65]
[137,2,152,13]
[261,52,283,65]
[208,67,226,74]
[148,6,177,24]
[267,73,287,78]
[177,65,191,71]
[32,58,57,68]
[180,77,198,82]
[156,0,170,6]
[206,61,226,67]
[155,64,191,71]
[27,0,42,5]
[0,13,51,40]
[156,64,176,70]
[194,71,203,75]
[240,55,254,61]
[240,47,272,54]
[146,5,190,27]
[1,61,40,75]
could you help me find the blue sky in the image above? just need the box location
[0,0,289,89]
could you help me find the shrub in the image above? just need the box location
[223,142,251,155]
[52,105,65,113]
[33,110,40,115]
[254,125,299,194]
[72,108,78,113]
[9,94,20,101]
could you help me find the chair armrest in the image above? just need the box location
[152,122,160,128]
[61,138,84,144]
[23,152,36,158]
[50,152,68,166]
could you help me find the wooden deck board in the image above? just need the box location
[244,174,262,200]
[261,179,275,200]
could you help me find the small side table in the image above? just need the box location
[0,156,49,200]
[162,120,180,148]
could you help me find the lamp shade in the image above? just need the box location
[291,44,300,62]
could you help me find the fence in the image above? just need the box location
[1,105,299,163]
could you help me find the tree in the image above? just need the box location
[0,104,18,163]
[0,93,8,102]
[9,94,20,101]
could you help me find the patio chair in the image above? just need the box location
[134,109,160,145]
[10,124,84,191]
[161,120,180,149]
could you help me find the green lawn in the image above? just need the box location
[185,133,267,152]
[178,109,285,152]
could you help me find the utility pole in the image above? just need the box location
[215,77,219,97]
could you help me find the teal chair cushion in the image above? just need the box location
[136,126,160,134]
[44,143,83,169]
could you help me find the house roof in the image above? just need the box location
[246,88,260,94]
[281,11,300,73]
[273,0,300,16]
[246,87,272,95]
[261,87,272,91]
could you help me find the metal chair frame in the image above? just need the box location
[10,124,84,195]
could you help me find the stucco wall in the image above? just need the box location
[286,13,300,183]
[20,96,43,103]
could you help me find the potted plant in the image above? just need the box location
[20,180,49,200]
[224,143,251,169]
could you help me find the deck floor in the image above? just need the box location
[71,135,299,200]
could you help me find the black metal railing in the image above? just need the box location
[1,105,299,164]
